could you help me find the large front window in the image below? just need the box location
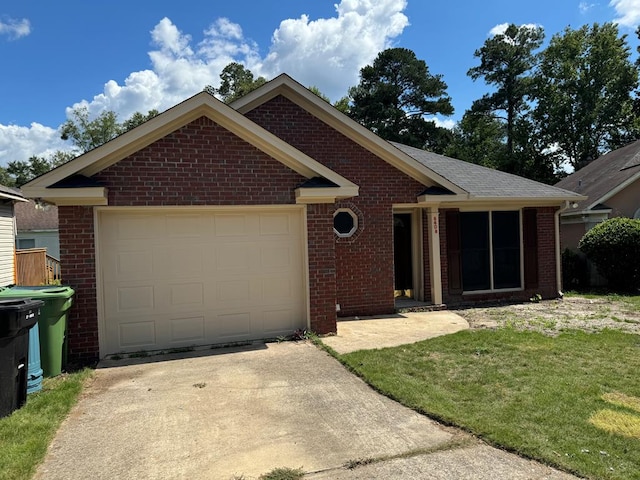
[460,211,521,292]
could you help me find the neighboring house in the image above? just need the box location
[556,139,640,252]
[15,200,60,258]
[22,74,583,363]
[0,185,27,286]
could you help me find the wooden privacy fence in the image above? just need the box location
[15,248,61,285]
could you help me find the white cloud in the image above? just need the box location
[427,117,456,130]
[0,17,31,40]
[0,0,409,165]
[0,123,70,164]
[258,0,409,99]
[579,2,596,14]
[489,22,542,37]
[610,0,640,27]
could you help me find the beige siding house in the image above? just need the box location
[556,140,640,251]
[0,186,28,286]
[556,140,640,286]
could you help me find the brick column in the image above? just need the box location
[306,204,337,334]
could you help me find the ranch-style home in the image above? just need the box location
[22,74,583,362]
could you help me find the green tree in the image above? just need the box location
[445,111,507,168]
[213,62,266,104]
[348,48,454,149]
[468,24,544,156]
[121,109,159,131]
[7,155,57,186]
[534,23,638,170]
[61,107,161,154]
[307,85,350,114]
[60,107,122,153]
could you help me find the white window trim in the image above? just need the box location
[333,208,358,238]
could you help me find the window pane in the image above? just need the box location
[461,212,490,291]
[17,238,36,249]
[492,211,521,289]
[334,211,355,235]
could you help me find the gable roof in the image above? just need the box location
[22,73,583,209]
[21,91,358,205]
[235,74,582,207]
[391,143,584,205]
[555,139,640,212]
[232,74,467,198]
[0,185,26,203]
[15,201,58,231]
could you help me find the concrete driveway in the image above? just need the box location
[35,339,576,479]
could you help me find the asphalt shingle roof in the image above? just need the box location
[15,201,58,231]
[555,139,640,211]
[391,142,583,200]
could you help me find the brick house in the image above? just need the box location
[23,74,583,362]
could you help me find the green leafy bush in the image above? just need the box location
[579,217,640,292]
[561,248,589,290]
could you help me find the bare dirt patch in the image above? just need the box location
[455,295,640,336]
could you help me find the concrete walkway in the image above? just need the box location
[34,315,578,480]
[322,311,470,354]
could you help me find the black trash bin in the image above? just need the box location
[0,298,43,418]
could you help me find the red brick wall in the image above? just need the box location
[441,207,559,305]
[59,206,99,363]
[306,204,337,333]
[246,96,427,316]
[96,117,305,206]
[59,116,336,363]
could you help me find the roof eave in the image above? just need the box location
[22,91,358,197]
[295,186,359,204]
[21,186,108,206]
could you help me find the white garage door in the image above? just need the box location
[98,208,307,356]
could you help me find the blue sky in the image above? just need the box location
[0,0,638,166]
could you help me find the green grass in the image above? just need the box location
[340,328,640,480]
[0,369,93,480]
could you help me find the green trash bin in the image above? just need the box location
[0,286,74,377]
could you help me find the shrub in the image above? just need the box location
[578,217,640,292]
[561,248,589,291]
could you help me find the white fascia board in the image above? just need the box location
[295,186,359,204]
[21,186,108,206]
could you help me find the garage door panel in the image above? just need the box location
[215,243,255,271]
[116,285,155,313]
[215,279,252,306]
[169,282,205,307]
[99,208,306,355]
[262,309,299,334]
[259,213,291,235]
[118,320,156,348]
[169,316,206,343]
[166,214,212,238]
[214,214,248,236]
[165,244,207,277]
[215,312,252,338]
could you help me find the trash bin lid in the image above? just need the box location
[0,298,44,337]
[0,286,74,299]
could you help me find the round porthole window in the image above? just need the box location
[333,208,358,238]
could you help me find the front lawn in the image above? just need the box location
[0,369,92,480]
[341,327,640,480]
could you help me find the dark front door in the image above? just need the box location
[394,213,413,295]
